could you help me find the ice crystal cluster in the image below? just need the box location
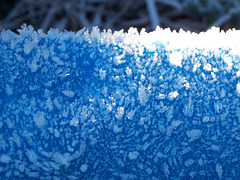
[1,25,240,179]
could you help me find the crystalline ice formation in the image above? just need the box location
[1,25,240,179]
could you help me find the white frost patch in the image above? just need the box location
[156,93,166,100]
[186,129,202,141]
[138,85,149,106]
[115,107,124,120]
[128,151,139,160]
[24,39,34,54]
[216,163,223,179]
[224,56,233,71]
[237,83,240,95]
[184,159,194,167]
[80,164,88,172]
[33,111,46,128]
[26,150,38,164]
[0,154,11,163]
[171,120,182,128]
[237,71,240,77]
[99,69,106,80]
[46,97,53,111]
[29,60,38,72]
[53,152,69,166]
[146,168,152,175]
[6,118,13,129]
[168,91,178,101]
[202,116,210,123]
[54,129,60,138]
[62,90,75,98]
[203,63,211,71]
[163,162,170,177]
[70,117,79,126]
[113,124,122,133]
[6,84,13,95]
[183,99,194,117]
[126,67,132,77]
[52,56,64,65]
[169,51,182,67]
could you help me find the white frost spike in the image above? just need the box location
[216,163,223,179]
[115,107,124,120]
[138,84,149,106]
[33,111,46,128]
[99,69,106,80]
[127,110,136,120]
[26,150,38,164]
[70,117,79,126]
[46,97,53,111]
[163,162,170,177]
[126,67,132,77]
[169,51,182,67]
[171,120,182,128]
[183,99,193,117]
[62,90,75,98]
[24,39,34,54]
[52,56,64,65]
[114,54,126,65]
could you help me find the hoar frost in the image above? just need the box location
[1,25,240,179]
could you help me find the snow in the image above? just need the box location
[1,25,240,179]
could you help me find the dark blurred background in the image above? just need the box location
[1,0,240,33]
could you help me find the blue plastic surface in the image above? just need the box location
[0,25,240,179]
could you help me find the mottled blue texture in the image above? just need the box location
[0,25,240,179]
